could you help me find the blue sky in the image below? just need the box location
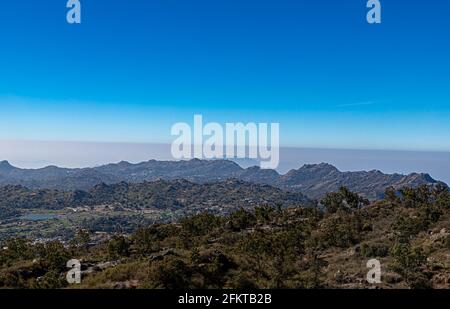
[0,0,449,151]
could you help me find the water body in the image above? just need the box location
[19,213,60,221]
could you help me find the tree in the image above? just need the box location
[70,229,90,252]
[297,248,327,288]
[227,208,256,231]
[432,183,450,209]
[321,191,344,213]
[131,227,158,256]
[146,258,192,289]
[321,187,369,213]
[1,238,33,263]
[37,241,71,272]
[108,235,130,259]
[384,186,399,204]
[390,242,430,289]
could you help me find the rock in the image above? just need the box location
[149,248,177,261]
[113,280,139,289]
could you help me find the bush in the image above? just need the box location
[390,242,430,289]
[321,187,369,213]
[315,213,361,248]
[227,209,256,231]
[444,235,450,249]
[131,227,161,256]
[108,235,130,259]
[36,241,71,273]
[1,238,34,264]
[146,258,192,289]
[181,213,222,237]
[361,242,389,258]
[392,215,427,242]
[32,270,67,289]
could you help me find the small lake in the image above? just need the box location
[19,213,60,221]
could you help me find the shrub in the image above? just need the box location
[390,242,430,289]
[146,258,192,289]
[181,213,222,237]
[108,235,130,259]
[361,242,389,258]
[444,235,450,249]
[227,209,256,231]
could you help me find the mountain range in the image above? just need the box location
[0,159,446,200]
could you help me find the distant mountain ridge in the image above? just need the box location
[0,159,446,200]
[275,163,442,199]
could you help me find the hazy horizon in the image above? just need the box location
[1,140,449,184]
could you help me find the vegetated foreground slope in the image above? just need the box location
[0,184,448,289]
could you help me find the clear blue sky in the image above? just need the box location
[0,0,449,151]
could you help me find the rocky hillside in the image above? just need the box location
[0,179,312,213]
[0,159,445,200]
[276,163,441,200]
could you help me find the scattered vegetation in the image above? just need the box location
[0,185,448,289]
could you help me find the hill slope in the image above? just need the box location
[0,179,312,212]
[0,159,445,200]
[1,185,448,289]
